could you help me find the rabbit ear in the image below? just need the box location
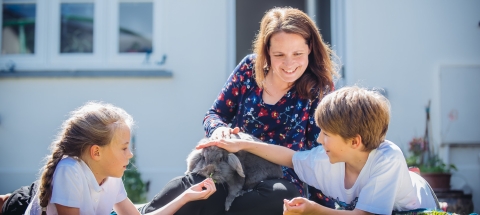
[227,153,245,177]
[186,149,204,174]
[191,159,205,173]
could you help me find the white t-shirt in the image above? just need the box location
[292,140,437,215]
[25,157,127,215]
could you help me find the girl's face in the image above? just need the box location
[317,129,349,164]
[268,32,310,86]
[99,122,133,178]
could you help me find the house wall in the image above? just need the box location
[0,0,231,201]
[338,0,480,212]
[2,0,479,212]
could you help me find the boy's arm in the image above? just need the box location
[196,136,295,168]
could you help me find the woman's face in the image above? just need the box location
[268,32,310,85]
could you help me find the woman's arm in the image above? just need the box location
[305,97,322,150]
[197,133,295,168]
[114,178,216,215]
[203,55,254,137]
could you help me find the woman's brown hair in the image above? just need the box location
[253,7,339,100]
[38,102,133,214]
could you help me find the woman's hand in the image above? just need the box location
[182,178,216,202]
[211,127,240,139]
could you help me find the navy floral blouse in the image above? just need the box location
[203,54,325,196]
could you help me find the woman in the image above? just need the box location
[202,6,339,214]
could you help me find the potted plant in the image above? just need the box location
[405,101,457,191]
[406,137,457,191]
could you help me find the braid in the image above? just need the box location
[39,143,64,210]
[34,101,134,214]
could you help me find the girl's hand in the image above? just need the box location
[211,127,240,140]
[182,178,216,202]
[283,197,314,215]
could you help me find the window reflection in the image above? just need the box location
[2,3,36,54]
[119,3,152,53]
[60,3,94,53]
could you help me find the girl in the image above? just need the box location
[24,102,216,215]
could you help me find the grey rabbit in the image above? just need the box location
[185,132,283,211]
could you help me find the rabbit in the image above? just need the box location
[185,132,283,211]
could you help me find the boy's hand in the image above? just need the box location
[283,198,315,215]
[196,129,243,153]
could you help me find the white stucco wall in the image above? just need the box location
[2,0,479,212]
[0,0,231,201]
[338,0,480,212]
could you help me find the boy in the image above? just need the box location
[197,86,438,215]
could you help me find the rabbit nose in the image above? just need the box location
[203,164,215,172]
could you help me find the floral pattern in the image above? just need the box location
[203,54,324,196]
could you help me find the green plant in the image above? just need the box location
[122,135,149,203]
[406,140,457,173]
[405,101,457,174]
[420,154,457,173]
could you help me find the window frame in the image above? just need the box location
[48,0,104,69]
[108,0,161,66]
[0,0,167,74]
[1,0,47,70]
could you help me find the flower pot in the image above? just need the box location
[420,173,451,191]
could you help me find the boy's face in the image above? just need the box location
[317,129,350,164]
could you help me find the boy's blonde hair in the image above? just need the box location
[314,86,390,151]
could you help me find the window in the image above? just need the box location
[107,0,162,66]
[0,0,167,74]
[119,2,152,53]
[60,3,94,53]
[2,2,36,54]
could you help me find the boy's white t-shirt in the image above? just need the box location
[25,157,127,215]
[293,140,436,215]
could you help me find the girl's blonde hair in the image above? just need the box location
[253,7,339,100]
[38,101,133,213]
